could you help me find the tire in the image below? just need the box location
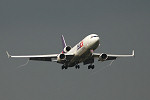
[92,65,95,69]
[88,65,91,69]
[75,65,80,69]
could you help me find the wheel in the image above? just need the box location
[64,66,68,69]
[75,65,80,69]
[75,65,77,69]
[91,65,95,69]
[77,65,80,69]
[88,65,91,69]
[88,65,95,69]
[62,65,68,70]
[62,65,65,70]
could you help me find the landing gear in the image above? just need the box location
[75,65,80,69]
[62,65,68,70]
[88,64,95,69]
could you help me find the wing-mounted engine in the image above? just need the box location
[57,53,66,63]
[57,53,66,60]
[63,45,72,53]
[99,53,108,61]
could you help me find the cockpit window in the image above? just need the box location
[91,36,98,38]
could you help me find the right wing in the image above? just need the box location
[6,51,75,62]
[6,51,58,62]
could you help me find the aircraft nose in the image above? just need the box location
[93,37,100,47]
[95,36,100,43]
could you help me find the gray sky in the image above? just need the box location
[0,0,150,100]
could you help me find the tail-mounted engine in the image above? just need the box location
[63,46,72,53]
[99,53,108,61]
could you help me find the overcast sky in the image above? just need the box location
[0,0,150,100]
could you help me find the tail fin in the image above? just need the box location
[61,35,67,49]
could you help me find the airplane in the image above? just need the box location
[6,34,134,69]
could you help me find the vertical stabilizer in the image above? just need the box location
[61,35,67,49]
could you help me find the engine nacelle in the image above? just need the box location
[63,46,72,53]
[57,53,66,61]
[99,53,108,61]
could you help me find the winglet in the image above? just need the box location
[6,51,11,58]
[61,35,67,49]
[132,50,135,57]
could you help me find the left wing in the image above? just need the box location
[6,51,58,61]
[93,50,135,61]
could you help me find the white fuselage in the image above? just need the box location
[66,34,100,67]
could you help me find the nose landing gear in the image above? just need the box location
[62,65,68,70]
[88,64,95,69]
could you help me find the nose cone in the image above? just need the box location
[90,35,100,50]
[94,36,100,46]
[88,34,100,46]
[95,36,99,42]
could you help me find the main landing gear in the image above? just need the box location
[88,64,95,69]
[62,65,68,70]
[75,65,80,69]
